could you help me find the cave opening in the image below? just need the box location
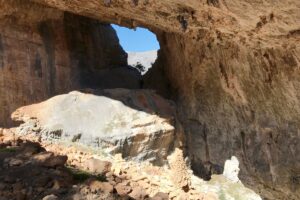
[60,15,164,91]
[112,24,160,75]
[0,11,170,127]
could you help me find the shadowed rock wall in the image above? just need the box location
[150,31,300,199]
[0,3,127,127]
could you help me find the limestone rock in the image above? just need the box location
[12,89,176,164]
[151,192,169,200]
[42,194,58,200]
[86,158,112,175]
[99,182,114,194]
[88,180,114,194]
[167,148,191,189]
[128,186,148,200]
[0,138,75,200]
[42,155,68,168]
[32,152,54,164]
[115,183,132,196]
[223,156,240,183]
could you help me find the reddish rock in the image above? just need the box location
[151,192,169,200]
[32,152,54,164]
[115,183,132,196]
[0,2,128,128]
[128,186,148,200]
[86,158,112,175]
[88,180,114,194]
[19,142,45,156]
[42,155,68,168]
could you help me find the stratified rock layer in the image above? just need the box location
[12,89,176,164]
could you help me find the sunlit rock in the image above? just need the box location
[223,156,240,183]
[12,89,176,165]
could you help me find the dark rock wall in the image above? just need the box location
[0,10,127,127]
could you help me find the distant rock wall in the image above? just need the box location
[0,2,127,127]
[127,51,157,75]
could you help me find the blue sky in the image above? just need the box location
[112,24,160,52]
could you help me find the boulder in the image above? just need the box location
[42,194,58,200]
[115,183,132,196]
[19,142,45,156]
[42,155,68,168]
[12,89,176,164]
[128,186,148,200]
[88,180,114,194]
[32,152,54,164]
[85,158,112,175]
[223,156,240,183]
[151,192,169,200]
[8,158,23,167]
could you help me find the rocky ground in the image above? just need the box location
[0,90,263,200]
[0,127,262,200]
[0,128,211,200]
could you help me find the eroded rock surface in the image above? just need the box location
[0,1,131,127]
[156,32,300,199]
[12,89,176,164]
[0,128,262,200]
[0,0,299,199]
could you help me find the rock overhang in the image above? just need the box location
[0,0,299,199]
[28,0,300,41]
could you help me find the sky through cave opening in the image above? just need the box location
[112,24,160,75]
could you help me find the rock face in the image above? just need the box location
[12,89,176,164]
[127,51,158,74]
[0,128,262,200]
[0,1,128,127]
[0,0,299,199]
[223,156,240,183]
[156,33,300,199]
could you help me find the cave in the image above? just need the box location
[0,1,299,199]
